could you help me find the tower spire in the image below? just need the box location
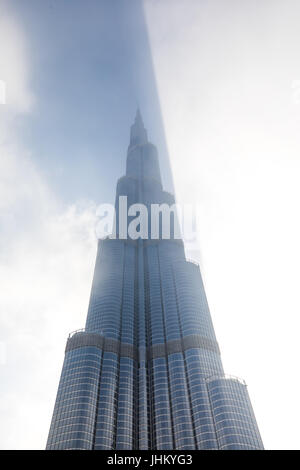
[135,107,143,126]
[129,108,148,148]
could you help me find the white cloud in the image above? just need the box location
[0,197,97,449]
[144,0,300,450]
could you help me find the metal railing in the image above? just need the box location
[68,328,86,339]
[206,374,247,386]
[68,328,104,339]
[186,258,200,267]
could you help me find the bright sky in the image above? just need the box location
[0,0,300,450]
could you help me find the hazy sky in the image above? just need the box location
[1,0,300,450]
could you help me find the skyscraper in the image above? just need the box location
[46,111,263,450]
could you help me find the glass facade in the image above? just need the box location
[46,112,263,450]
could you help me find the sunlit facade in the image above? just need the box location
[46,112,263,450]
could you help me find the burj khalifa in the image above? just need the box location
[46,110,263,450]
